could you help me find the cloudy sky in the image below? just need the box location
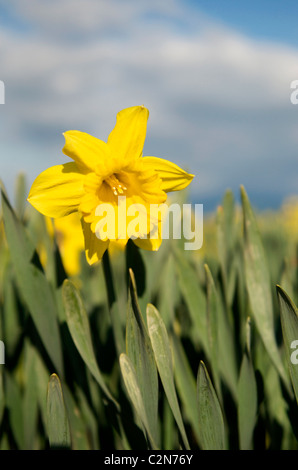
[1,0,298,212]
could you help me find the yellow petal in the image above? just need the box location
[133,234,162,252]
[81,218,109,264]
[63,130,111,173]
[27,162,84,218]
[54,212,85,276]
[133,217,163,251]
[142,156,194,192]
[107,106,149,163]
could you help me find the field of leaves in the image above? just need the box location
[0,174,298,450]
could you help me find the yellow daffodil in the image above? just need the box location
[282,196,298,241]
[53,212,85,276]
[27,106,194,264]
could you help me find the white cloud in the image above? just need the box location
[1,0,298,209]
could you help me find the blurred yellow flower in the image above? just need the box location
[27,106,194,264]
[53,212,84,276]
[282,196,298,241]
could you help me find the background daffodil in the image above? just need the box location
[27,106,194,264]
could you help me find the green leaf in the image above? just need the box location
[119,353,156,448]
[156,253,178,328]
[102,249,126,356]
[174,249,208,351]
[240,186,288,388]
[237,318,258,450]
[47,374,71,449]
[126,269,159,448]
[5,372,24,449]
[26,345,50,435]
[62,279,119,409]
[63,385,93,450]
[0,369,4,425]
[216,192,238,308]
[277,285,298,403]
[1,191,63,376]
[2,266,22,356]
[14,172,27,220]
[197,361,227,450]
[206,262,239,400]
[146,303,190,450]
[23,341,40,449]
[204,264,221,399]
[171,334,201,444]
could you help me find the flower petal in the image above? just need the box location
[63,130,111,173]
[142,156,194,192]
[107,106,149,163]
[27,162,84,218]
[133,214,163,251]
[81,218,109,264]
[133,237,162,252]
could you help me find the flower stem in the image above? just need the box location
[102,249,125,356]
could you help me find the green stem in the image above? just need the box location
[102,249,125,356]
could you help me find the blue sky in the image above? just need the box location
[1,0,298,213]
[188,0,298,46]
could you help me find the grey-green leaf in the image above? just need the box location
[197,361,227,450]
[126,269,159,448]
[1,191,63,376]
[174,249,208,352]
[205,264,221,398]
[146,303,190,450]
[47,374,71,449]
[62,279,118,408]
[277,285,298,403]
[237,319,257,450]
[241,186,288,389]
[171,334,201,444]
[119,353,156,448]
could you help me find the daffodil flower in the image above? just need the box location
[28,106,194,264]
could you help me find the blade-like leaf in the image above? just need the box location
[277,285,298,403]
[62,279,118,408]
[119,353,157,448]
[171,334,201,444]
[146,303,190,450]
[47,374,71,449]
[241,186,288,388]
[126,269,159,448]
[204,264,221,399]
[197,361,227,450]
[174,249,208,352]
[237,318,258,450]
[23,341,40,450]
[1,190,63,375]
[102,249,126,356]
[63,385,93,450]
[156,253,177,328]
[5,372,24,449]
[0,369,4,425]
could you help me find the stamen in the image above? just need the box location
[105,174,127,196]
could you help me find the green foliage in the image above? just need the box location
[0,179,298,450]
